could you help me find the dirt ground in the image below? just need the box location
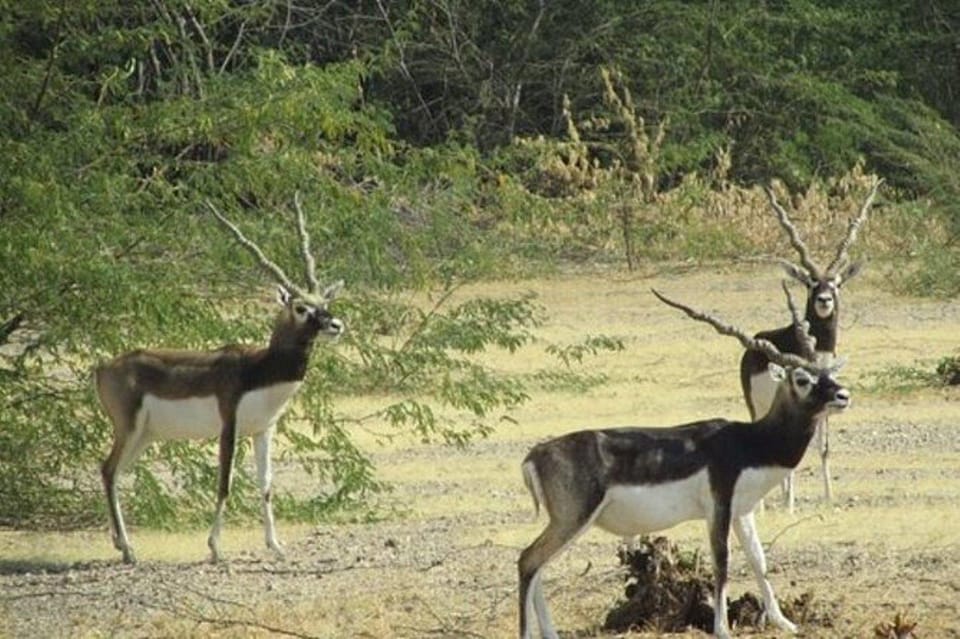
[2,264,958,638]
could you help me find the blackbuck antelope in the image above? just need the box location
[742,178,880,511]
[518,288,850,639]
[96,195,344,564]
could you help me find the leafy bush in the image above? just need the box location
[0,41,623,529]
[3,0,959,532]
[866,354,960,395]
[936,356,960,386]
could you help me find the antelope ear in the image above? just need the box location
[780,262,815,288]
[767,362,787,382]
[322,279,345,302]
[836,262,862,287]
[277,285,293,306]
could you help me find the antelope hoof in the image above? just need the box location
[121,547,137,565]
[773,617,798,634]
[766,610,798,634]
[267,540,285,559]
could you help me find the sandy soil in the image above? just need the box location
[1,264,958,638]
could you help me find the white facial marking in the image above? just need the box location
[813,284,837,319]
[595,470,710,537]
[791,368,816,399]
[292,302,313,324]
[825,386,851,414]
[327,317,345,336]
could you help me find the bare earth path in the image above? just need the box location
[2,265,959,638]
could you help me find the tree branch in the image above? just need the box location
[220,18,247,74]
[374,0,436,128]
[29,0,68,125]
[185,4,215,73]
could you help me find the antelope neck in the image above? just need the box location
[749,404,820,469]
[805,303,838,353]
[244,343,312,390]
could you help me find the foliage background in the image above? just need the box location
[1,0,957,529]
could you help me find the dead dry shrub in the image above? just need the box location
[603,536,714,633]
[874,612,919,639]
[603,536,836,635]
[674,160,890,257]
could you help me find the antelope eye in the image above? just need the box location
[795,374,811,387]
[294,304,308,315]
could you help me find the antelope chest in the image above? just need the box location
[732,466,791,515]
[139,382,302,440]
[594,469,711,537]
[235,382,302,433]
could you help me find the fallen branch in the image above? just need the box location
[0,589,107,602]
[401,594,487,639]
[765,514,826,552]
[136,573,320,639]
[394,624,486,639]
[141,600,321,639]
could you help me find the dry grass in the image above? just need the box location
[1,264,958,638]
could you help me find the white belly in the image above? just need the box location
[139,382,301,440]
[749,370,778,419]
[594,470,710,537]
[732,466,790,515]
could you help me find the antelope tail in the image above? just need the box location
[521,460,545,520]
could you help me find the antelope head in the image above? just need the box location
[653,284,847,408]
[206,192,345,345]
[764,178,882,321]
